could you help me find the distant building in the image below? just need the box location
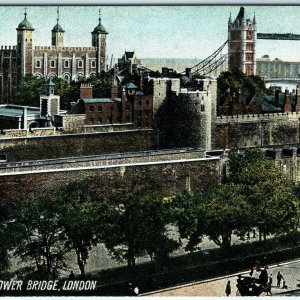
[0,8,108,102]
[228,7,256,75]
[73,82,153,128]
[117,51,141,75]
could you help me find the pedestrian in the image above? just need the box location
[269,273,273,286]
[69,270,75,280]
[225,280,231,297]
[128,283,134,296]
[277,271,284,288]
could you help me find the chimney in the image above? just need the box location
[283,89,292,112]
[23,107,28,130]
[139,76,144,92]
[111,84,118,98]
[121,87,127,123]
[80,83,93,99]
[296,85,300,112]
[275,88,280,107]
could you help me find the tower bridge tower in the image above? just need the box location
[228,7,256,75]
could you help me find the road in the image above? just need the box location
[143,259,300,297]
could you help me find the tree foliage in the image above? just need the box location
[56,180,115,276]
[13,72,114,111]
[105,194,179,267]
[217,70,271,98]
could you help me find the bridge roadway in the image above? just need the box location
[143,259,300,297]
[0,148,211,175]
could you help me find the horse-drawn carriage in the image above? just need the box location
[236,275,272,296]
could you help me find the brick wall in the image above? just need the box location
[0,129,153,162]
[215,113,300,149]
[0,157,220,207]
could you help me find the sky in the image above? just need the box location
[0,5,300,61]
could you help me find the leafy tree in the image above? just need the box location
[171,187,250,250]
[56,180,115,276]
[12,196,67,280]
[227,149,298,241]
[217,70,271,99]
[14,75,46,107]
[105,194,178,267]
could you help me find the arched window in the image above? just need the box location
[78,60,83,68]
[50,60,56,68]
[64,60,69,68]
[36,60,41,68]
[91,60,96,68]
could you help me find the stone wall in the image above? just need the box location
[215,113,300,149]
[0,129,153,162]
[0,157,220,207]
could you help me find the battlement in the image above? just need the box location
[216,111,300,124]
[0,45,16,50]
[34,46,96,51]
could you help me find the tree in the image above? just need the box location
[12,196,67,280]
[227,149,298,241]
[14,75,45,107]
[217,71,271,99]
[105,194,178,267]
[171,187,251,250]
[204,184,250,248]
[56,180,115,276]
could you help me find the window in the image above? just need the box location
[36,60,41,68]
[138,100,142,106]
[97,117,102,124]
[126,104,131,111]
[78,60,83,68]
[89,106,94,112]
[64,60,69,68]
[126,116,131,122]
[89,118,94,125]
[98,106,102,112]
[91,60,96,68]
[138,111,142,117]
[50,60,56,68]
[146,100,149,106]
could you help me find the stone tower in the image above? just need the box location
[91,9,108,74]
[52,7,64,47]
[228,7,256,75]
[16,9,34,77]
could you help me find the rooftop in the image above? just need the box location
[82,98,121,104]
[0,105,40,118]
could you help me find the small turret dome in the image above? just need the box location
[52,23,64,32]
[18,11,33,30]
[92,9,108,34]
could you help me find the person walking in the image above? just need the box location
[269,273,273,286]
[277,271,284,288]
[225,280,231,297]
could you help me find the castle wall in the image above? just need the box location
[215,112,300,148]
[0,156,220,207]
[152,78,180,114]
[0,129,153,162]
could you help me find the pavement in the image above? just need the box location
[142,259,300,297]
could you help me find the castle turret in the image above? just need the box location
[228,7,256,75]
[91,9,108,74]
[52,7,65,47]
[16,8,34,78]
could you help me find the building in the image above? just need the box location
[117,51,141,75]
[74,82,153,128]
[256,55,300,78]
[228,7,256,75]
[0,8,108,103]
